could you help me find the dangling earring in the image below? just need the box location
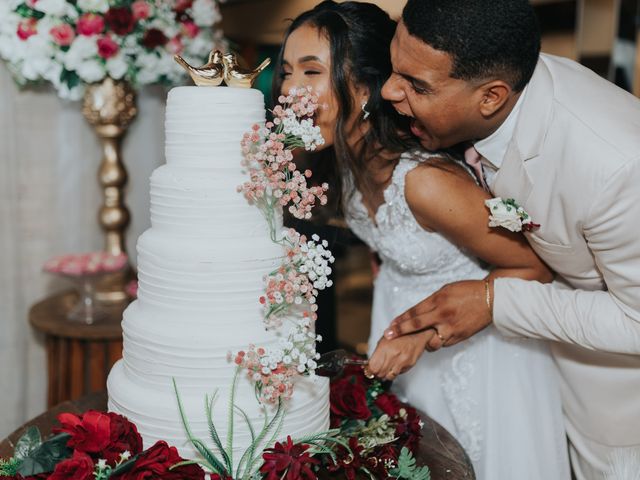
[361,100,370,120]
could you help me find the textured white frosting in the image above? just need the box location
[107,87,330,467]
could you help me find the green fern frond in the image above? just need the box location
[389,447,431,480]
[205,392,231,472]
[172,378,229,475]
[226,366,242,468]
[234,405,257,479]
[0,457,22,476]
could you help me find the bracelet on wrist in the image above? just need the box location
[484,277,493,319]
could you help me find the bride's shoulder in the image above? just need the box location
[402,150,488,230]
[402,149,477,189]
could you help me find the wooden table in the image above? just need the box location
[0,392,475,479]
[29,291,128,407]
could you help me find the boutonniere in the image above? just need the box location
[485,197,540,232]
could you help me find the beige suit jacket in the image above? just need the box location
[492,54,640,452]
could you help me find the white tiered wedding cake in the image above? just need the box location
[107,86,330,465]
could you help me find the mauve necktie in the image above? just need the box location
[464,145,489,191]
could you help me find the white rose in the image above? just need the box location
[106,54,128,79]
[485,197,523,232]
[36,0,71,17]
[191,0,220,27]
[57,82,84,101]
[64,36,98,70]
[76,0,109,13]
[76,58,105,82]
[185,31,211,57]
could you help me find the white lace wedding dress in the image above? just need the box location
[345,150,571,479]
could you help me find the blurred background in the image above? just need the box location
[1,0,638,440]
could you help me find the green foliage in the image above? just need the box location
[0,457,22,476]
[389,447,431,480]
[14,431,71,476]
[16,4,45,18]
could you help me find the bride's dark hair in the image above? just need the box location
[272,0,416,215]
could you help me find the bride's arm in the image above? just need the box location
[381,160,553,350]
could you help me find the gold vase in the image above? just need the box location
[82,77,137,303]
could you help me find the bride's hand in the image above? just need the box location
[365,330,434,381]
[383,279,493,349]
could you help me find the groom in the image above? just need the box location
[380,0,640,478]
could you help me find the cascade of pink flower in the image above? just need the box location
[234,87,333,404]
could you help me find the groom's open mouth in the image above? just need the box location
[396,108,429,140]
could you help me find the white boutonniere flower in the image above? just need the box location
[485,197,540,232]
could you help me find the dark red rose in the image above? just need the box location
[173,0,193,13]
[396,405,422,451]
[330,378,371,425]
[54,410,111,454]
[326,437,364,480]
[101,412,143,465]
[209,475,233,480]
[105,7,135,35]
[141,28,168,49]
[260,436,319,480]
[113,441,205,480]
[366,444,398,477]
[48,450,94,480]
[374,392,402,417]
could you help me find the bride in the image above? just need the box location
[273,1,570,478]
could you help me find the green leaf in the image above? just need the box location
[59,69,80,90]
[0,457,22,476]
[205,392,231,472]
[14,426,42,460]
[234,405,257,479]
[226,366,242,468]
[173,378,229,476]
[389,447,431,480]
[16,433,71,476]
[16,4,44,18]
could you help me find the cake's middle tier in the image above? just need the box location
[150,164,279,238]
[135,225,283,319]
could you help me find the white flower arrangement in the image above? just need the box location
[0,0,227,100]
[485,197,539,232]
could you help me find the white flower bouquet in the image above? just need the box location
[0,0,226,100]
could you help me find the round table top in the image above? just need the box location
[0,392,475,479]
[29,291,127,340]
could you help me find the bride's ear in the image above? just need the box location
[478,80,512,118]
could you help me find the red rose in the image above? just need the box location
[105,7,135,35]
[54,410,111,454]
[101,412,143,465]
[173,0,193,13]
[374,392,402,417]
[330,378,371,425]
[48,450,94,480]
[77,13,104,36]
[113,441,205,480]
[17,18,38,40]
[141,28,168,49]
[167,36,183,55]
[97,36,119,59]
[180,21,199,39]
[131,1,151,21]
[49,24,75,46]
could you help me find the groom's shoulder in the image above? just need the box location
[533,54,640,163]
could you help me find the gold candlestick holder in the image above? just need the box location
[82,77,137,302]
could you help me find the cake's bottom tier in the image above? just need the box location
[107,360,330,471]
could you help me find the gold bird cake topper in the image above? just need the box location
[174,49,270,88]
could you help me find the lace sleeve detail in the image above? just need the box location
[377,150,442,231]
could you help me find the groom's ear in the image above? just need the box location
[477,80,512,118]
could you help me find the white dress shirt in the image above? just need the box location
[473,86,528,189]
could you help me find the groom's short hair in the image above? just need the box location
[402,0,540,92]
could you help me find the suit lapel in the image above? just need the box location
[491,55,555,205]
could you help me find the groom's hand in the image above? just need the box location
[383,280,493,350]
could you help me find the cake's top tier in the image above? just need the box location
[165,86,265,169]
